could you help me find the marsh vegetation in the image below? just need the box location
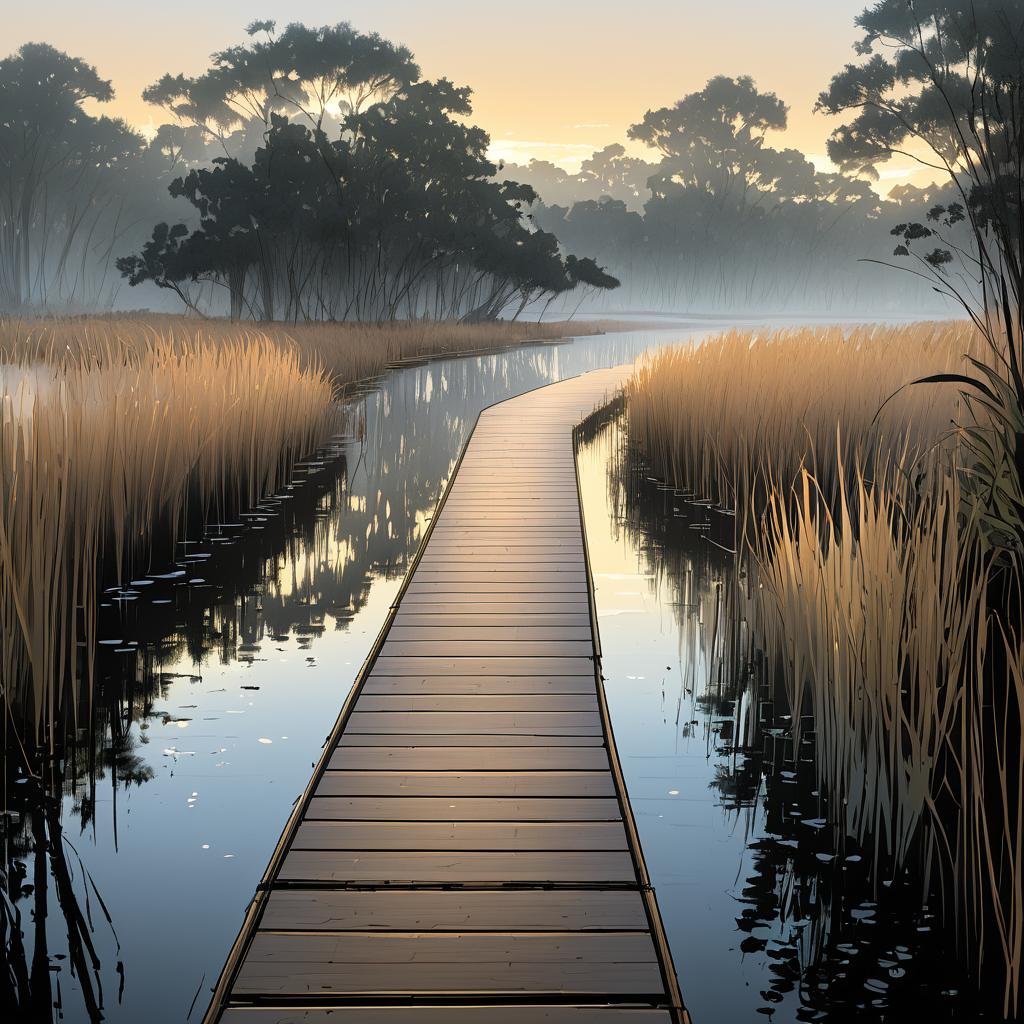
[0,325,683,1023]
[0,313,619,742]
[617,5,1024,1012]
[578,403,998,1020]
[624,321,1023,1014]
[0,318,335,740]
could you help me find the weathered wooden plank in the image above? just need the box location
[418,546,584,556]
[454,464,581,471]
[345,711,604,735]
[402,582,589,596]
[222,1010,673,1023]
[395,595,592,610]
[421,541,585,551]
[277,849,638,883]
[436,514,582,524]
[291,820,629,851]
[338,733,605,747]
[451,468,576,476]
[380,641,595,659]
[441,504,583,512]
[369,657,595,676]
[420,550,586,560]
[304,796,622,821]
[443,491,581,499]
[258,888,648,932]
[327,747,611,772]
[427,528,583,537]
[390,613,593,627]
[233,933,663,996]
[314,771,617,798]
[435,521,583,531]
[353,694,599,712]
[361,676,596,695]
[415,555,585,567]
[409,571,588,583]
[386,626,592,641]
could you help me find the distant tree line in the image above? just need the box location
[0,45,175,311]
[0,14,987,320]
[504,76,963,315]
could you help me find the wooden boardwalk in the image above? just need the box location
[204,367,687,1023]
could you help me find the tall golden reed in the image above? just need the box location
[625,322,1021,1016]
[0,311,621,741]
[626,322,972,513]
[0,323,335,742]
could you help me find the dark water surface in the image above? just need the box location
[3,324,991,1023]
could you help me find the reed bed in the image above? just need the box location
[624,321,1022,1016]
[0,315,627,391]
[0,325,335,742]
[626,323,975,516]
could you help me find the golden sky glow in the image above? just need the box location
[8,0,935,187]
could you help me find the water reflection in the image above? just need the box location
[577,408,994,1022]
[2,327,706,1024]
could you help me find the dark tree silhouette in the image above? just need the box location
[505,72,952,317]
[0,44,146,309]
[629,75,790,209]
[142,20,420,157]
[121,39,618,323]
[819,1,1024,553]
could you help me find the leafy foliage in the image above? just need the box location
[120,65,615,321]
[819,0,1024,560]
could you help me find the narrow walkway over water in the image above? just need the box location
[203,366,687,1023]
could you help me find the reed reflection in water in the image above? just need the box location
[576,406,993,1023]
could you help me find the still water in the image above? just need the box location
[2,325,988,1022]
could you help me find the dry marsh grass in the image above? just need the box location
[0,315,629,390]
[0,324,334,741]
[626,322,975,515]
[625,321,1022,1016]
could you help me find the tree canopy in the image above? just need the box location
[819,1,1024,554]
[119,25,617,322]
[0,43,147,309]
[143,20,420,155]
[629,75,795,208]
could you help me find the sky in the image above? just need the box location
[7,0,932,187]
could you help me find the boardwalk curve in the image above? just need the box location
[203,366,687,1023]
